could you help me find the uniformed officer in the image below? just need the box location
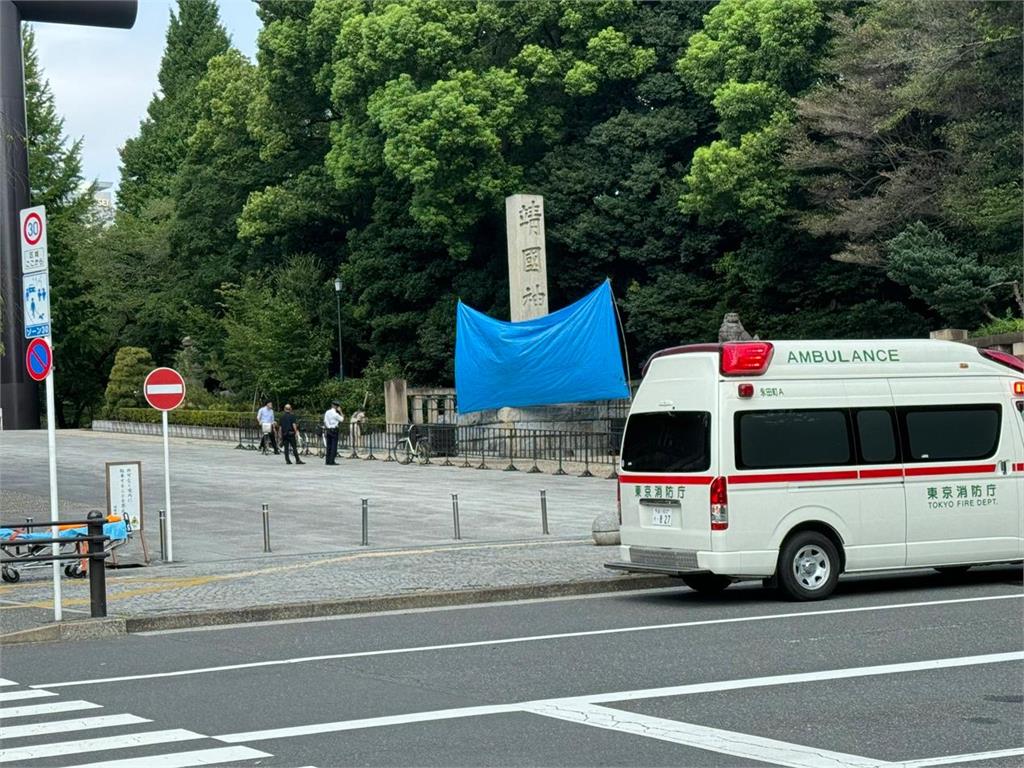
[323,401,344,465]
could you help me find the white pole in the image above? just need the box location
[44,359,62,622]
[162,409,173,562]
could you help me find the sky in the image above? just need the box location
[30,0,262,195]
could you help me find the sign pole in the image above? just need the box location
[45,359,62,621]
[162,409,173,562]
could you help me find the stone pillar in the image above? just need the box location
[930,329,968,341]
[506,194,549,321]
[384,378,408,425]
[411,396,425,425]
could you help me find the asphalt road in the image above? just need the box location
[1,567,1022,768]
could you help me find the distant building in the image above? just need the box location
[78,181,115,226]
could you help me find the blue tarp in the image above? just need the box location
[455,280,629,413]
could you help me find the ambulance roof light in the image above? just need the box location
[720,342,774,377]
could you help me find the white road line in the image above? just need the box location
[0,700,102,719]
[0,689,54,702]
[889,748,1024,767]
[525,702,879,768]
[32,593,1022,689]
[0,713,152,740]
[0,678,17,686]
[215,704,524,742]
[64,746,273,768]
[0,728,204,763]
[215,651,1023,744]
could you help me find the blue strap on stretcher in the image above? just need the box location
[0,521,128,543]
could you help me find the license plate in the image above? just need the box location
[650,509,673,527]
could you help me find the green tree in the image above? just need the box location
[118,0,230,215]
[218,255,331,402]
[104,347,155,414]
[788,0,1023,325]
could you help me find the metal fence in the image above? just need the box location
[236,418,622,478]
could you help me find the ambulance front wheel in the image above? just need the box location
[778,531,840,601]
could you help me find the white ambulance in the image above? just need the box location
[607,339,1024,600]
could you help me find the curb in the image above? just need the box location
[124,574,679,632]
[0,617,126,646]
[1,576,679,643]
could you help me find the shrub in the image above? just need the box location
[104,347,154,416]
[114,408,251,428]
[973,315,1024,337]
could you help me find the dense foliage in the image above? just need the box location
[23,0,1023,425]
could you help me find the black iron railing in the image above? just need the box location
[236,418,622,478]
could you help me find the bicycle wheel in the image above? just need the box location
[415,439,431,465]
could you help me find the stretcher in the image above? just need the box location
[0,517,127,583]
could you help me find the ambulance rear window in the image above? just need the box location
[621,412,711,473]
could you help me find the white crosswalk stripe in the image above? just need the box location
[0,679,273,768]
[0,688,55,702]
[0,700,102,719]
[0,713,152,740]
[0,728,205,763]
[64,746,274,768]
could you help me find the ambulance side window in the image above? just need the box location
[735,409,853,470]
[898,405,1001,462]
[854,409,899,464]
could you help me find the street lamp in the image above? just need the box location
[334,278,344,381]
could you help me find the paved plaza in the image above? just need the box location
[0,429,614,561]
[0,429,631,637]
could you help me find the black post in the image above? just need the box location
[361,498,369,546]
[261,503,271,553]
[451,493,461,540]
[86,510,107,618]
[540,490,549,535]
[528,432,540,473]
[580,432,593,478]
[503,429,517,472]
[555,432,567,476]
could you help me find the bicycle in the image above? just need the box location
[395,425,431,465]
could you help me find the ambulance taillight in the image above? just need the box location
[721,342,774,376]
[1014,381,1024,396]
[710,477,729,531]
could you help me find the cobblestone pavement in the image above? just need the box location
[0,538,641,634]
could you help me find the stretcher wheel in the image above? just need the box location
[71,564,87,579]
[64,564,74,577]
[1,566,20,583]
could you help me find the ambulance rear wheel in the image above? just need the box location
[681,574,732,594]
[778,531,839,601]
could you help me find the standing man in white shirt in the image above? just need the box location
[257,399,279,455]
[323,400,344,465]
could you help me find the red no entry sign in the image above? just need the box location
[144,367,186,411]
[25,337,52,382]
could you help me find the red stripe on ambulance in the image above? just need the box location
[618,474,714,485]
[903,464,997,478]
[729,470,858,485]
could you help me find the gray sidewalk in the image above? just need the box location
[0,430,642,639]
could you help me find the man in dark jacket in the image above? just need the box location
[279,404,304,465]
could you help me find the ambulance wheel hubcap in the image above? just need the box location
[793,546,829,590]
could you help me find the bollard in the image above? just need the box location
[451,493,461,540]
[361,498,369,546]
[262,503,271,553]
[540,490,549,535]
[158,509,167,561]
[86,510,107,618]
[503,430,517,472]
